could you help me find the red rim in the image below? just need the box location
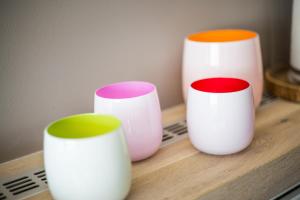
[191,77,250,93]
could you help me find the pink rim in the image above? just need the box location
[96,81,155,99]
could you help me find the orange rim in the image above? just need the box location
[187,29,257,43]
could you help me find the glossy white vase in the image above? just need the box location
[289,0,300,82]
[187,78,255,155]
[94,81,163,162]
[44,114,131,200]
[182,29,263,108]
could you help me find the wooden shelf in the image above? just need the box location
[1,99,300,199]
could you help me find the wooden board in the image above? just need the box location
[266,67,300,102]
[1,99,300,200]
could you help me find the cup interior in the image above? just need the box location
[46,114,121,139]
[96,81,155,99]
[188,29,257,42]
[191,77,249,93]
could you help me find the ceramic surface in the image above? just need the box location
[94,81,163,161]
[182,29,263,108]
[44,114,131,200]
[187,78,255,155]
[291,0,300,71]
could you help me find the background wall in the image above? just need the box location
[0,0,292,163]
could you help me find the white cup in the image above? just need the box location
[183,29,263,108]
[94,81,163,162]
[187,77,255,155]
[44,113,131,200]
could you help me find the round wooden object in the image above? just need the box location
[265,68,300,102]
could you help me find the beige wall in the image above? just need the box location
[0,0,292,163]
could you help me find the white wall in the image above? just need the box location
[0,0,292,162]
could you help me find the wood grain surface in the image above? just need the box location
[1,99,300,200]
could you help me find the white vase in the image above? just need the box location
[94,81,163,162]
[182,29,263,108]
[44,114,131,200]
[187,77,255,155]
[289,0,300,82]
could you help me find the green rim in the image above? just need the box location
[46,113,121,139]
